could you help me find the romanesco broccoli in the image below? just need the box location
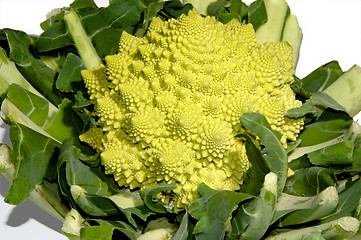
[79,9,304,209]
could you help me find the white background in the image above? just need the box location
[0,0,360,239]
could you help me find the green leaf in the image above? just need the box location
[284,167,337,196]
[57,140,121,208]
[122,205,154,223]
[171,211,189,240]
[189,183,252,240]
[1,28,62,105]
[276,186,338,227]
[4,123,60,204]
[232,172,277,239]
[286,139,302,154]
[142,0,165,30]
[288,154,312,171]
[45,98,82,143]
[219,0,245,23]
[320,178,361,223]
[37,14,74,51]
[353,143,361,170]
[287,100,318,119]
[80,219,139,240]
[206,0,228,17]
[73,91,92,109]
[40,9,68,32]
[308,140,354,167]
[56,53,86,92]
[297,110,353,147]
[5,84,49,127]
[81,225,116,240]
[159,0,194,19]
[267,216,359,240]
[292,61,344,99]
[37,0,145,58]
[76,0,145,57]
[208,0,248,24]
[238,134,270,196]
[70,0,97,9]
[0,46,43,97]
[140,183,178,213]
[247,0,267,31]
[302,231,326,240]
[87,194,151,224]
[72,187,117,217]
[79,152,101,168]
[287,92,348,120]
[58,161,75,208]
[311,92,348,113]
[71,185,153,228]
[240,112,287,196]
[72,91,96,129]
[61,140,109,195]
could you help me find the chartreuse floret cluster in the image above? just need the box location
[80,9,304,209]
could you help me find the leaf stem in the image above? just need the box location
[64,10,102,69]
[323,65,361,117]
[266,216,360,239]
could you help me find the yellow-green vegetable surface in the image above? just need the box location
[80,9,304,209]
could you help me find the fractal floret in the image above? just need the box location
[80,9,304,209]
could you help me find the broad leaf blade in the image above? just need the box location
[284,167,337,196]
[320,178,361,223]
[58,139,109,196]
[238,133,270,196]
[70,0,98,9]
[247,0,267,31]
[80,219,139,240]
[4,123,60,204]
[287,100,317,119]
[312,92,348,113]
[276,186,338,227]
[171,211,189,240]
[308,140,354,167]
[292,61,344,98]
[232,172,277,239]
[140,183,177,213]
[142,0,165,30]
[56,53,86,92]
[240,112,288,196]
[45,98,83,143]
[75,191,123,217]
[37,0,145,58]
[189,183,252,240]
[160,0,194,19]
[208,0,248,24]
[297,110,353,147]
[5,84,49,127]
[2,28,62,105]
[81,225,116,240]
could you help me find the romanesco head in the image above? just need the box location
[80,9,304,210]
